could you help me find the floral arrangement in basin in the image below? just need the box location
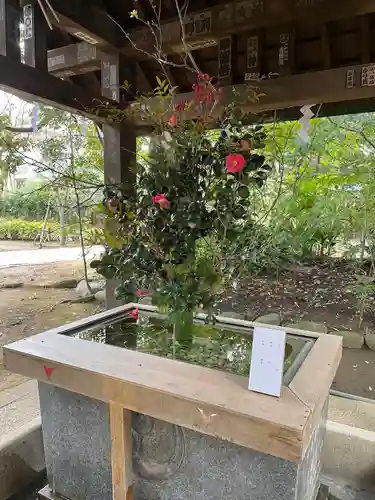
[91,73,271,339]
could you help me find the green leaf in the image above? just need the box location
[238,186,249,198]
[90,260,101,269]
[97,265,116,279]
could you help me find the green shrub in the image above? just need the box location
[0,218,105,244]
[0,183,55,220]
[0,219,60,241]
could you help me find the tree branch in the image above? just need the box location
[5,123,43,133]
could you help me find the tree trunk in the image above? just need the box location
[58,204,66,246]
[360,228,366,263]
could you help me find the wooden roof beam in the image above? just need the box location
[0,54,107,120]
[49,0,123,50]
[173,63,375,114]
[47,42,104,77]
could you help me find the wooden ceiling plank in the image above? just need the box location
[123,0,375,58]
[160,65,178,88]
[136,61,154,93]
[45,0,375,62]
[320,23,331,69]
[360,14,371,63]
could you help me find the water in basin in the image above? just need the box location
[66,309,307,378]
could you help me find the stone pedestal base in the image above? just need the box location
[38,383,327,500]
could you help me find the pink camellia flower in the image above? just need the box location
[129,308,139,320]
[168,113,177,126]
[226,154,246,173]
[135,289,150,297]
[152,194,170,209]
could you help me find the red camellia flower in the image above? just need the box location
[197,73,211,81]
[226,154,246,173]
[135,289,150,297]
[175,101,186,111]
[129,308,139,320]
[168,113,177,126]
[152,194,170,209]
[192,73,215,104]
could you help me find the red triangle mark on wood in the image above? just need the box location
[43,366,54,378]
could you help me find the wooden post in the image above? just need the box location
[22,1,47,70]
[103,123,137,309]
[0,0,20,60]
[109,403,133,500]
[102,51,137,309]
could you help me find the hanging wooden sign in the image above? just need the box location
[346,69,355,89]
[101,55,119,102]
[23,4,33,40]
[361,65,375,87]
[244,33,261,82]
[185,11,212,39]
[218,36,232,81]
[278,29,294,76]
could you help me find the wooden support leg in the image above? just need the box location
[109,403,133,500]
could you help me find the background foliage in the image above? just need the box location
[3,100,375,319]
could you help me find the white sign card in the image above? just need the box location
[248,326,286,397]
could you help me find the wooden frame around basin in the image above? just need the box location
[3,303,342,500]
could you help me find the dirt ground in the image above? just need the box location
[220,260,375,399]
[0,260,102,391]
[0,257,374,398]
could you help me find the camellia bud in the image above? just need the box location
[108,198,119,213]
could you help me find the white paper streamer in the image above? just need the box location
[80,120,89,137]
[31,104,39,133]
[296,104,315,145]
